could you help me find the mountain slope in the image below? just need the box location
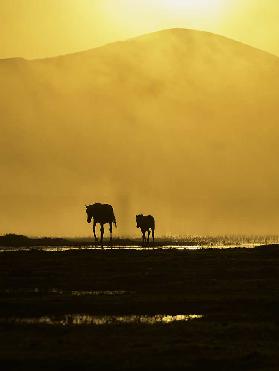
[1,28,279,236]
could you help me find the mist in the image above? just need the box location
[1,29,279,237]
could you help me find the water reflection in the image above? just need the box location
[0,314,203,326]
[0,288,129,296]
[0,243,264,253]
[71,290,127,296]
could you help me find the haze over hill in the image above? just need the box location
[1,28,279,236]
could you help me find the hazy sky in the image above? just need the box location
[1,1,279,237]
[0,0,279,59]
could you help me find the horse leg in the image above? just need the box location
[109,222,113,242]
[152,228,155,243]
[147,229,150,243]
[93,221,98,242]
[100,223,104,248]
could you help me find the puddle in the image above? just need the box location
[0,288,130,296]
[0,314,203,326]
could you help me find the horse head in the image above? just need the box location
[85,205,92,223]
[136,214,143,228]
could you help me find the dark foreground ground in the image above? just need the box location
[0,246,278,370]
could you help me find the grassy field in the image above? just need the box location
[0,246,278,370]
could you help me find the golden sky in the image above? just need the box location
[0,0,279,59]
[1,0,279,237]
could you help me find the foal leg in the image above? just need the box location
[147,229,151,243]
[109,222,113,242]
[142,229,146,245]
[93,221,98,242]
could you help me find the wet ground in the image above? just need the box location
[0,246,278,370]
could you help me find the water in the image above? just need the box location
[0,314,203,326]
[0,243,266,253]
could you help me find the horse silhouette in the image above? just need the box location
[86,203,117,245]
[136,214,155,244]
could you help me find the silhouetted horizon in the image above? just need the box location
[1,28,278,61]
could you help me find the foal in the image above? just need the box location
[136,214,155,244]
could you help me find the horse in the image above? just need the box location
[86,203,117,245]
[136,214,155,244]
